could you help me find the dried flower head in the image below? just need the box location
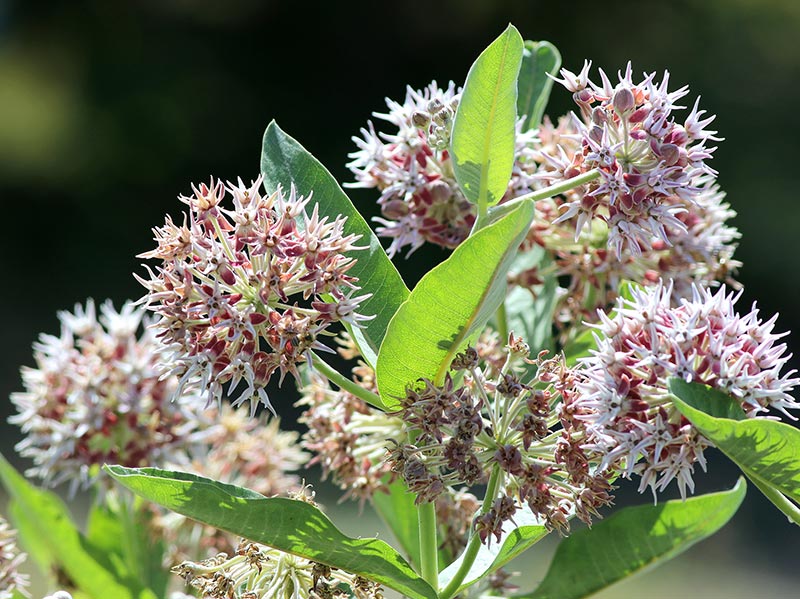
[387,335,615,541]
[570,282,799,498]
[137,176,370,414]
[9,300,213,496]
[347,81,538,256]
[0,517,29,599]
[546,62,721,257]
[172,540,384,599]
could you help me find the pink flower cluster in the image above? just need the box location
[567,282,799,498]
[348,82,538,256]
[546,62,721,257]
[137,177,370,414]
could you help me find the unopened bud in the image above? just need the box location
[613,87,635,115]
[411,111,430,129]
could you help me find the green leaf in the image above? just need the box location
[517,41,561,131]
[106,466,438,599]
[439,505,549,596]
[451,24,524,210]
[520,479,747,599]
[0,454,157,599]
[261,121,410,371]
[670,378,800,523]
[505,246,558,356]
[376,200,535,409]
[372,479,422,568]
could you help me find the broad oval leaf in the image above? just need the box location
[106,466,437,599]
[670,378,800,521]
[261,121,410,372]
[517,40,561,131]
[520,479,746,599]
[439,505,549,596]
[0,454,156,599]
[376,200,535,408]
[451,24,524,210]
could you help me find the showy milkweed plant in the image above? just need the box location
[2,24,799,599]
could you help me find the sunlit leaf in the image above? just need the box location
[376,200,535,408]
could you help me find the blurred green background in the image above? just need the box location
[1,0,799,596]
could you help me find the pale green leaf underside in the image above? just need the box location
[670,378,800,519]
[439,504,549,595]
[106,466,437,599]
[261,121,410,372]
[517,40,561,131]
[376,200,535,409]
[521,479,746,599]
[451,24,524,209]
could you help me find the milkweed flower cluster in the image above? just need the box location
[9,299,214,495]
[545,62,721,258]
[569,282,800,498]
[519,115,739,335]
[298,336,480,558]
[387,335,615,542]
[0,517,29,599]
[172,541,384,599]
[137,176,371,414]
[347,81,539,256]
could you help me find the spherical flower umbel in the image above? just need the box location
[137,176,370,414]
[570,282,800,499]
[0,517,29,599]
[546,62,721,257]
[10,300,214,496]
[347,81,539,256]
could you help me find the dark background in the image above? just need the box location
[1,0,799,594]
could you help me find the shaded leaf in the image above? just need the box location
[106,466,437,599]
[451,25,524,210]
[0,454,156,599]
[505,245,558,356]
[670,379,800,522]
[371,479,422,568]
[517,41,561,131]
[261,121,410,372]
[520,479,746,599]
[376,200,535,409]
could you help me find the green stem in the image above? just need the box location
[310,354,384,409]
[747,474,800,526]
[495,300,509,343]
[440,466,503,599]
[418,501,439,589]
[487,169,602,224]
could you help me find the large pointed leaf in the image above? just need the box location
[261,121,409,371]
[439,505,549,596]
[451,24,524,210]
[0,455,156,599]
[669,378,800,522]
[517,41,561,131]
[106,466,437,599]
[376,200,535,408]
[520,479,746,599]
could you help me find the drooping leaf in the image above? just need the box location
[106,466,437,599]
[0,454,157,599]
[439,505,549,596]
[670,378,800,523]
[517,40,561,131]
[261,121,410,372]
[520,479,746,599]
[505,245,558,356]
[376,200,535,409]
[451,24,524,210]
